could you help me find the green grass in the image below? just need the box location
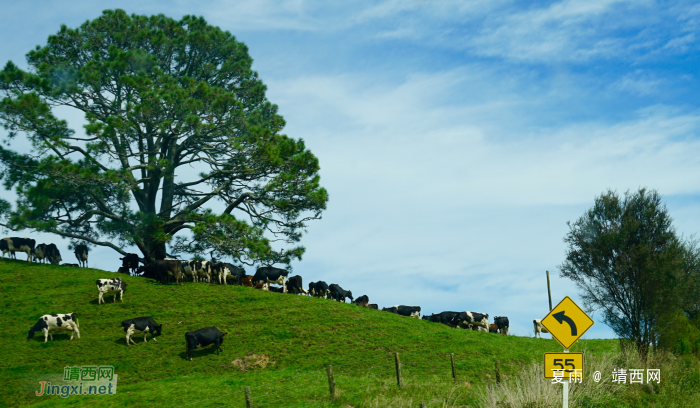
[0,259,679,407]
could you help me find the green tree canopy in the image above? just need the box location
[0,10,328,265]
[559,188,699,356]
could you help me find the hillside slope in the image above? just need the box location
[0,260,617,407]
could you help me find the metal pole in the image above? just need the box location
[546,270,553,311]
[562,348,569,408]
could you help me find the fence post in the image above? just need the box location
[326,365,336,401]
[450,353,457,382]
[395,352,402,388]
[244,386,252,408]
[495,360,501,385]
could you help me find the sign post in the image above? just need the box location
[541,296,594,408]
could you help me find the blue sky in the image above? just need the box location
[2,0,700,339]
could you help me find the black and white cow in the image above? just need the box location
[31,243,47,263]
[121,316,162,345]
[309,281,330,298]
[27,313,80,342]
[382,305,421,318]
[353,295,369,307]
[0,239,12,260]
[45,243,62,265]
[2,237,36,262]
[185,326,227,361]
[422,311,462,327]
[187,260,211,283]
[214,263,245,285]
[119,253,140,275]
[253,266,290,293]
[329,284,353,303]
[453,312,489,331]
[534,319,549,338]
[494,316,510,335]
[285,275,303,294]
[74,244,88,268]
[96,278,128,304]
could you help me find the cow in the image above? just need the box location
[214,263,245,285]
[45,243,62,265]
[422,311,462,327]
[0,239,13,260]
[97,278,127,304]
[188,260,212,283]
[185,326,227,361]
[382,305,421,319]
[241,275,254,287]
[368,304,379,310]
[137,260,183,284]
[534,319,549,338]
[494,316,510,336]
[329,284,353,303]
[353,295,369,308]
[119,253,140,275]
[74,244,88,267]
[2,237,36,262]
[309,281,330,298]
[453,311,489,331]
[285,275,303,294]
[117,266,130,274]
[253,266,290,293]
[489,324,499,333]
[27,313,80,342]
[269,285,284,293]
[31,243,47,263]
[121,316,162,346]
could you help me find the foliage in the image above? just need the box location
[0,9,327,264]
[558,188,699,357]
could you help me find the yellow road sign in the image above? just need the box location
[540,296,594,349]
[543,352,584,379]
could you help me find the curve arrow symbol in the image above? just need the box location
[552,311,577,336]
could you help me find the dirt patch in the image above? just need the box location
[232,354,276,372]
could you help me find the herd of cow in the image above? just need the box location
[1,237,88,267]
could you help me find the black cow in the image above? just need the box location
[369,304,379,310]
[309,281,330,298]
[494,316,510,335]
[382,305,421,319]
[137,260,183,284]
[269,285,284,293]
[353,295,369,307]
[121,316,162,345]
[329,284,353,303]
[119,253,140,275]
[253,266,290,293]
[422,311,462,327]
[45,243,62,265]
[185,326,227,361]
[2,237,36,262]
[74,244,88,268]
[285,275,303,294]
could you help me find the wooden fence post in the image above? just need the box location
[395,352,402,388]
[326,365,336,400]
[495,360,501,384]
[450,353,457,382]
[244,386,252,408]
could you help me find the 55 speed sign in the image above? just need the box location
[543,352,584,379]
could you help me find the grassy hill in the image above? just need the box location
[2,259,693,408]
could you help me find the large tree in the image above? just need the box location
[559,188,696,356]
[0,10,328,265]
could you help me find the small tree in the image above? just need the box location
[0,10,328,265]
[559,188,690,357]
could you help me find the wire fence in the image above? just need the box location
[174,351,471,408]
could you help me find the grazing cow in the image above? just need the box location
[241,275,254,287]
[31,244,47,263]
[452,312,489,331]
[422,311,462,327]
[369,304,379,310]
[138,260,183,284]
[27,313,80,342]
[534,319,549,338]
[329,284,353,303]
[2,237,36,262]
[309,281,330,298]
[382,305,421,319]
[74,244,88,267]
[489,324,499,333]
[121,316,162,345]
[253,266,290,293]
[45,243,62,265]
[494,316,510,336]
[96,278,128,304]
[119,253,140,275]
[353,295,369,308]
[185,326,227,361]
[285,275,303,294]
